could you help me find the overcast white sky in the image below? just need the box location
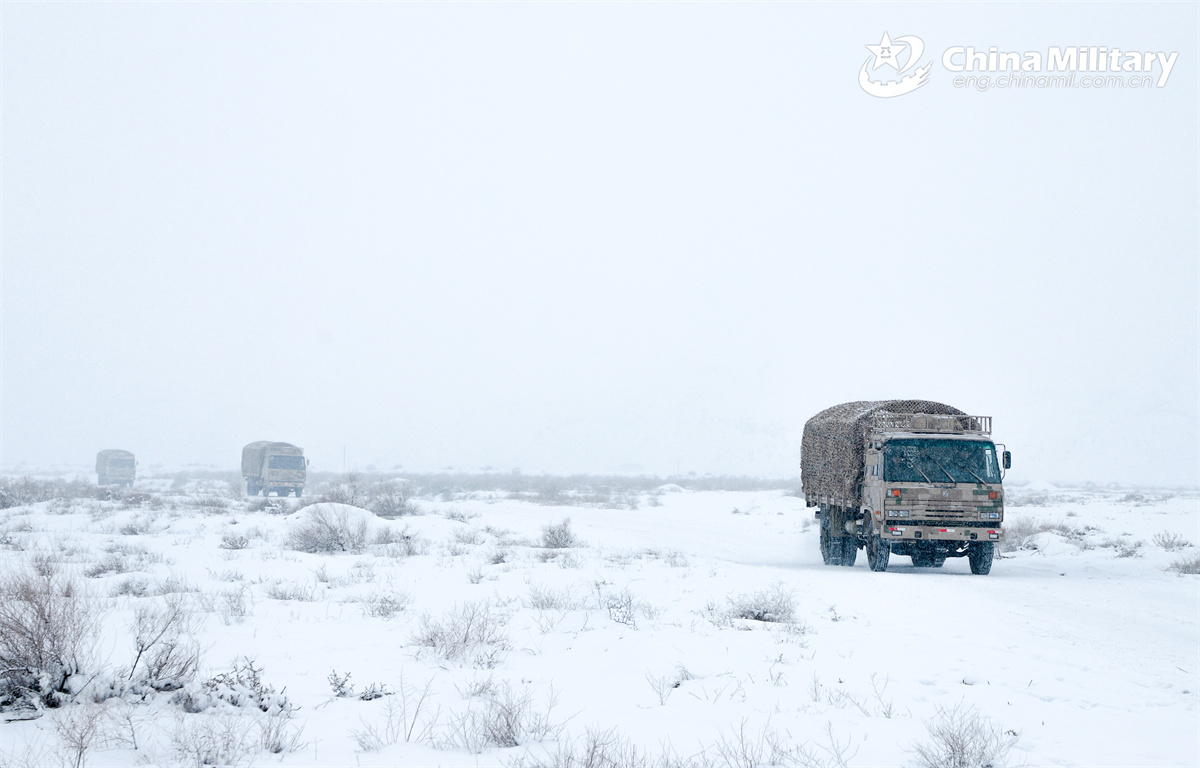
[3,2,1196,485]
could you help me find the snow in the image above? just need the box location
[0,483,1196,766]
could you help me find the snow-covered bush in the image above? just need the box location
[540,519,578,549]
[174,658,293,715]
[412,601,511,667]
[911,702,1017,768]
[285,504,371,553]
[1152,531,1192,551]
[0,566,103,709]
[439,681,564,752]
[1166,552,1200,575]
[726,584,797,623]
[127,593,201,689]
[359,589,412,619]
[368,480,419,518]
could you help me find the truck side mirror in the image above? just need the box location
[1003,451,1011,469]
[306,458,310,466]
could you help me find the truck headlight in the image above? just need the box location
[887,510,909,518]
[979,512,1001,520]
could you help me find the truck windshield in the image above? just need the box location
[883,439,1001,484]
[109,458,135,469]
[268,455,305,471]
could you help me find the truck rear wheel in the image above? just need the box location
[968,542,994,575]
[839,535,858,566]
[819,510,844,566]
[866,533,890,572]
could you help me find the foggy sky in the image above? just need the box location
[3,2,1197,486]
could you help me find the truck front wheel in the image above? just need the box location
[866,532,890,572]
[968,542,994,575]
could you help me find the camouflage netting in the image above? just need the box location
[801,400,966,506]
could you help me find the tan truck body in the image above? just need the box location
[96,449,136,487]
[242,441,307,497]
[802,401,1009,574]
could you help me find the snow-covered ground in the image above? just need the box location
[0,480,1196,767]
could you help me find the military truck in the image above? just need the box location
[801,400,1010,575]
[96,449,136,487]
[242,442,308,497]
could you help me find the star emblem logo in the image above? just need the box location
[858,32,932,98]
[866,32,905,71]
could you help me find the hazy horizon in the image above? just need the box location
[4,3,1197,487]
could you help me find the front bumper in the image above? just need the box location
[880,524,1004,542]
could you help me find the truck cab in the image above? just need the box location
[858,415,1008,573]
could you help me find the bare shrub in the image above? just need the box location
[1153,531,1192,551]
[0,567,103,709]
[257,707,305,755]
[1109,538,1144,558]
[350,673,438,749]
[727,584,796,623]
[219,533,250,550]
[50,703,109,768]
[412,601,511,667]
[444,507,481,523]
[110,576,150,597]
[128,593,201,688]
[372,525,428,558]
[1166,553,1200,575]
[263,580,316,602]
[368,481,419,518]
[168,711,255,767]
[439,682,563,752]
[359,590,412,620]
[214,587,253,625]
[525,584,575,611]
[540,519,578,549]
[285,505,370,553]
[911,702,1017,768]
[604,588,637,628]
[454,527,486,546]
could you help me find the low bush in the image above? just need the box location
[0,566,103,709]
[727,584,797,623]
[1166,553,1200,575]
[911,702,1017,768]
[1153,531,1192,551]
[285,504,370,554]
[412,601,511,668]
[175,658,293,715]
[540,519,578,549]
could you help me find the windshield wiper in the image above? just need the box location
[906,460,934,483]
[958,465,987,484]
[929,458,958,483]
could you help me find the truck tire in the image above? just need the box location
[294,488,302,498]
[866,532,890,572]
[819,510,844,566]
[911,551,934,567]
[839,535,858,566]
[968,542,994,575]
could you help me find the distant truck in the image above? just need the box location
[801,400,1010,575]
[96,449,136,487]
[241,442,308,497]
